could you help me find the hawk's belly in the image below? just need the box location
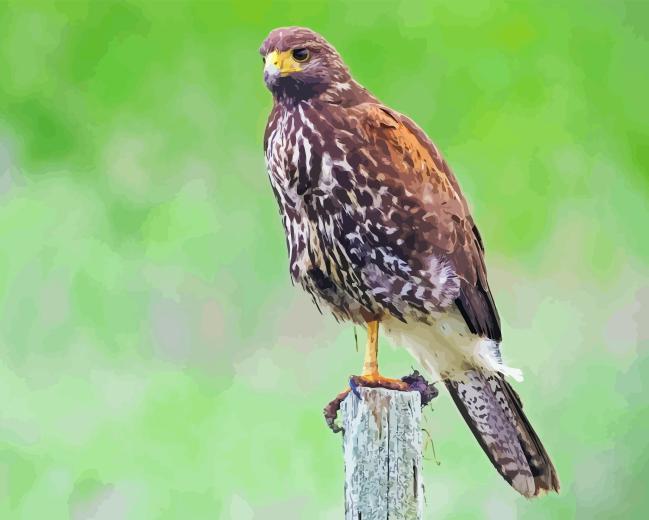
[300,266,370,323]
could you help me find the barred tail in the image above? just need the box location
[445,370,560,497]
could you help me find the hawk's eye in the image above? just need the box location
[292,48,310,62]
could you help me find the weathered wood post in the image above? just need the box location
[340,387,424,520]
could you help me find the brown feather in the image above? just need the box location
[352,103,502,339]
[261,26,557,498]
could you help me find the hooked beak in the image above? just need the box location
[264,50,302,87]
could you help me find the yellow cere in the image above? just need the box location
[266,50,303,76]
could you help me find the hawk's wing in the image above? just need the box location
[324,102,560,498]
[349,102,501,341]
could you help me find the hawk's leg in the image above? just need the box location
[354,320,409,390]
[361,319,379,376]
[324,320,412,432]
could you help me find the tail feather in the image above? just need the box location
[497,377,560,494]
[445,370,559,497]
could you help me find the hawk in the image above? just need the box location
[260,26,559,497]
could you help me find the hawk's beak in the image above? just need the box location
[264,50,302,85]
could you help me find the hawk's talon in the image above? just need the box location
[349,376,362,399]
[324,370,438,433]
[352,373,411,392]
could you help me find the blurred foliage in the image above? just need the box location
[0,1,647,518]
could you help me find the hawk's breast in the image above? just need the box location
[264,101,461,324]
[265,102,371,321]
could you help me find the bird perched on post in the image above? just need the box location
[260,26,559,497]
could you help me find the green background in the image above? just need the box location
[1,1,647,518]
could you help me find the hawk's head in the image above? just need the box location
[260,27,352,102]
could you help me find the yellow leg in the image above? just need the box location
[362,320,380,377]
[356,320,408,390]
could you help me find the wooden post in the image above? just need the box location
[341,387,424,520]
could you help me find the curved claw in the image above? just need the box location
[349,376,362,399]
[350,373,410,392]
